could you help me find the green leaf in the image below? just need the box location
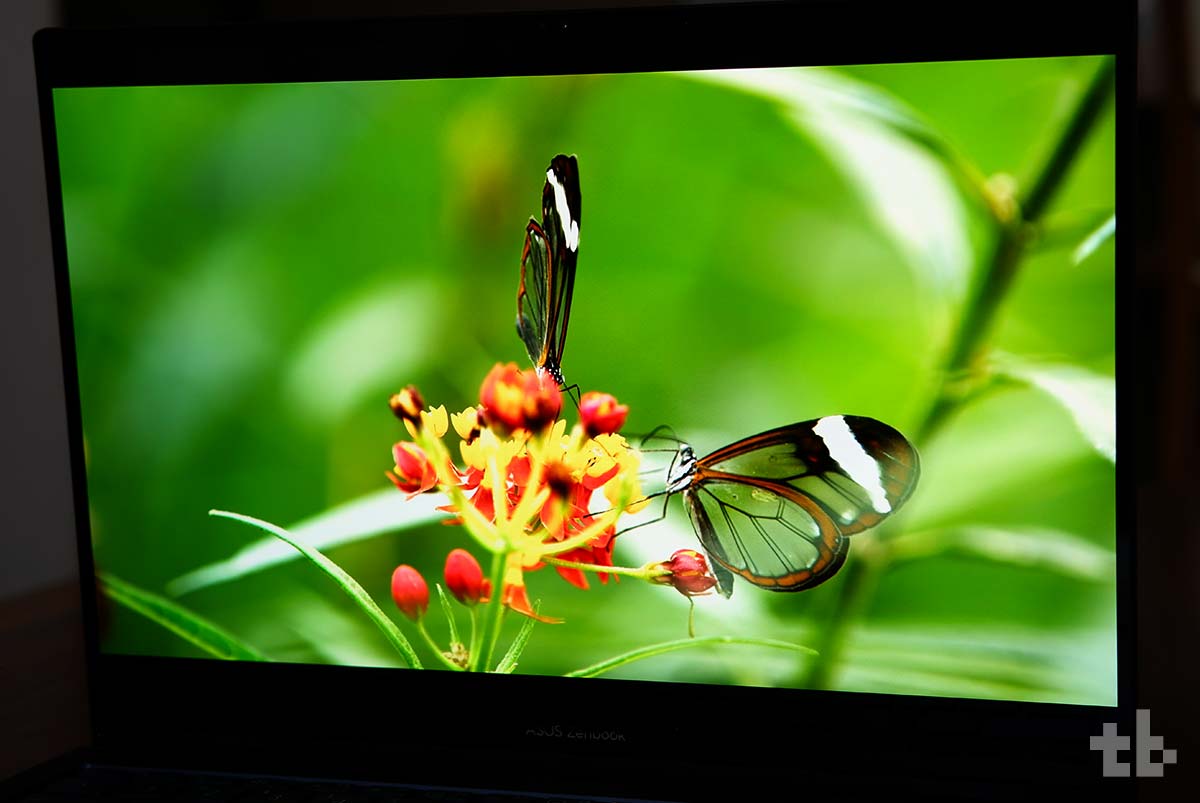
[168,488,445,595]
[209,509,422,668]
[887,525,1114,582]
[994,358,1115,462]
[494,602,540,674]
[839,626,1116,705]
[435,584,462,648]
[99,572,267,661]
[899,385,1098,531]
[1032,208,1112,254]
[565,636,816,679]
[686,68,974,300]
[1072,213,1115,265]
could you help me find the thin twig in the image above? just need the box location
[801,57,1115,690]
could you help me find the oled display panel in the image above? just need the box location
[54,55,1116,705]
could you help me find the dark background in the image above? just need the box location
[0,0,1191,799]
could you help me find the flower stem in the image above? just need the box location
[473,550,508,672]
[918,56,1115,443]
[800,57,1115,691]
[417,620,465,671]
[800,546,884,690]
[536,507,623,557]
[566,635,816,679]
[541,555,664,581]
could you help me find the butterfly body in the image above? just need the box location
[666,415,919,597]
[516,155,581,387]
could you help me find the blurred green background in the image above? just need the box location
[55,55,1115,704]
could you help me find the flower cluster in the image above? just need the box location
[384,362,723,671]
[386,363,664,622]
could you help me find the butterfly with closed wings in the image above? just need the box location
[661,415,920,597]
[516,154,581,390]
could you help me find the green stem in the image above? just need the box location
[801,57,1115,690]
[566,636,816,679]
[924,57,1115,439]
[541,555,664,581]
[1022,58,1115,223]
[472,550,508,671]
[801,549,883,689]
[418,620,465,671]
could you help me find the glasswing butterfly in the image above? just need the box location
[516,154,581,388]
[662,415,920,597]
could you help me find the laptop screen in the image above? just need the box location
[51,55,1116,708]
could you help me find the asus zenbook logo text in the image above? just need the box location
[523,724,627,742]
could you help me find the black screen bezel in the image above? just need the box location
[34,2,1134,798]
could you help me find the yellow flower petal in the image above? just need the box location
[586,452,617,478]
[593,433,628,454]
[602,443,648,514]
[460,437,484,471]
[421,405,449,438]
[451,408,479,440]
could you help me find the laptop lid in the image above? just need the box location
[33,2,1130,799]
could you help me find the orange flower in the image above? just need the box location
[501,577,561,623]
[479,362,562,433]
[387,442,439,498]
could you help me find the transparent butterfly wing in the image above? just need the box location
[683,478,849,595]
[682,416,917,594]
[516,219,551,369]
[701,416,920,537]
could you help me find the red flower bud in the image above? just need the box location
[388,386,426,425]
[390,565,429,621]
[578,391,628,438]
[387,442,439,497]
[444,548,491,606]
[651,549,718,597]
[479,362,562,433]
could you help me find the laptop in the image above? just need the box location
[10,2,1131,800]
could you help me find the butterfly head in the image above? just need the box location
[665,443,697,494]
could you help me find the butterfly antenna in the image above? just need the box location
[612,492,674,539]
[638,424,682,447]
[588,489,667,520]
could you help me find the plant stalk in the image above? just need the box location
[801,57,1115,690]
